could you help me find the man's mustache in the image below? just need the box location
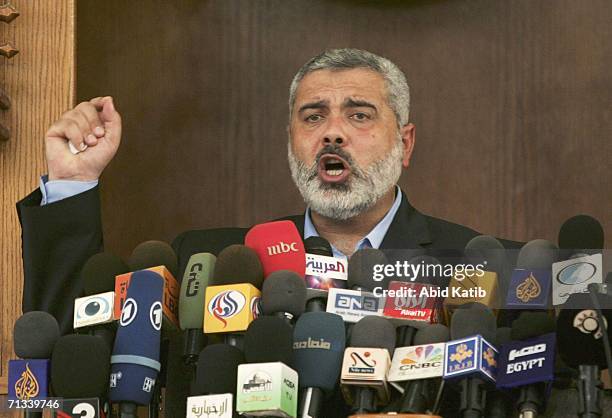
[306,144,361,182]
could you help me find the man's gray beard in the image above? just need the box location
[287,139,404,221]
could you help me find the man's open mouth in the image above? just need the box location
[317,154,351,183]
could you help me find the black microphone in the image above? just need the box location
[12,311,60,418]
[485,327,513,418]
[128,240,178,278]
[244,316,294,367]
[262,270,307,324]
[558,214,604,251]
[342,315,396,414]
[294,312,346,418]
[348,248,389,291]
[304,236,333,256]
[51,334,111,417]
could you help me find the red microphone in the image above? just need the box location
[245,220,306,278]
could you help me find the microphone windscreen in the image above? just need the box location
[413,324,450,345]
[293,312,345,392]
[193,344,244,396]
[13,311,60,359]
[128,240,178,277]
[212,244,264,288]
[558,214,604,250]
[450,304,497,343]
[348,248,388,290]
[51,334,111,398]
[245,220,306,278]
[464,235,505,273]
[496,327,513,346]
[350,316,396,354]
[179,253,216,330]
[81,252,129,295]
[516,239,559,270]
[110,270,163,404]
[262,270,307,318]
[511,312,556,340]
[556,292,612,367]
[245,316,294,366]
[304,236,333,257]
[405,255,443,285]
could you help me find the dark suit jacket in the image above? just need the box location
[17,185,520,417]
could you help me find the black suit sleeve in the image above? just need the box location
[16,186,103,334]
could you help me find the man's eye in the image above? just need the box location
[351,112,370,121]
[305,114,323,122]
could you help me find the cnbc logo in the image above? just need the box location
[399,344,444,371]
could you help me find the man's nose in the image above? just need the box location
[321,117,348,147]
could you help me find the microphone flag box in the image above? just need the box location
[341,347,391,404]
[326,288,383,323]
[204,283,261,333]
[56,398,104,418]
[305,253,348,290]
[236,362,298,418]
[387,342,445,390]
[383,281,442,326]
[443,271,498,309]
[114,266,179,327]
[443,335,498,383]
[187,394,232,418]
[496,333,556,389]
[74,291,115,329]
[8,359,50,401]
[505,269,551,309]
[552,253,602,306]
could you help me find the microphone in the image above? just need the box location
[75,252,128,349]
[237,316,298,417]
[262,270,307,324]
[506,240,558,310]
[179,252,215,364]
[187,344,244,418]
[552,251,603,306]
[496,313,557,418]
[326,249,387,323]
[304,236,347,312]
[245,220,306,277]
[445,236,504,311]
[109,270,164,417]
[9,311,59,418]
[444,304,498,418]
[204,245,264,344]
[341,316,396,414]
[390,324,449,414]
[558,214,604,251]
[556,292,612,417]
[115,241,181,329]
[293,312,346,418]
[485,327,514,418]
[51,334,111,418]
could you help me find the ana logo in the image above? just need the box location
[450,343,473,363]
[556,262,597,285]
[149,301,162,330]
[573,310,608,339]
[293,337,332,350]
[120,298,138,326]
[14,363,39,400]
[243,372,272,393]
[267,241,298,256]
[109,371,122,388]
[251,296,262,319]
[208,290,246,327]
[516,272,541,302]
[335,293,379,312]
[349,351,377,374]
[142,377,155,393]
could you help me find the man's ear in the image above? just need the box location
[400,123,416,168]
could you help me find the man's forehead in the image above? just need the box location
[294,68,387,105]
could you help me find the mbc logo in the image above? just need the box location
[267,241,299,256]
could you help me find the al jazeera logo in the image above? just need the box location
[516,272,541,303]
[15,363,39,399]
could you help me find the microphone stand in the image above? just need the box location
[577,365,603,418]
[459,377,486,418]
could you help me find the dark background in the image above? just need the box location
[76,0,611,259]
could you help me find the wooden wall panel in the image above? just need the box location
[74,0,610,260]
[0,0,74,397]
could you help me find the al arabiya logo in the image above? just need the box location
[208,290,246,327]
